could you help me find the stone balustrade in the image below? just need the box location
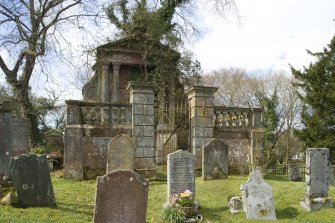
[213,106,263,129]
[66,100,132,126]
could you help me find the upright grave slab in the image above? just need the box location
[240,169,276,221]
[106,134,135,173]
[11,154,56,207]
[93,170,149,223]
[167,150,195,200]
[300,148,333,211]
[202,138,228,180]
[0,109,12,179]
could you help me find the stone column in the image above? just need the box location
[101,64,109,102]
[112,63,121,103]
[127,82,155,175]
[186,86,217,169]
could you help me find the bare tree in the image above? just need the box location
[0,0,103,146]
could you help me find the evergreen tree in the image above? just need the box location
[291,35,335,163]
[260,89,280,167]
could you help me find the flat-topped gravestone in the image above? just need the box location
[11,154,56,207]
[300,148,333,211]
[202,139,228,180]
[167,150,195,200]
[329,165,334,187]
[93,170,149,223]
[106,134,135,173]
[240,169,276,221]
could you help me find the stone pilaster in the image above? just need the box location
[64,126,84,180]
[186,86,218,169]
[127,82,155,171]
[112,63,120,103]
[101,64,109,102]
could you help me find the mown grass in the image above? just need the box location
[0,172,334,223]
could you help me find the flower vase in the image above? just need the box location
[177,206,195,218]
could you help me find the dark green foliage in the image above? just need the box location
[291,35,335,163]
[261,89,280,167]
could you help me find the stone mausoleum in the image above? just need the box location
[64,38,264,180]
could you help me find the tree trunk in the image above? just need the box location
[11,55,40,148]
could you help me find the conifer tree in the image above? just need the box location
[291,36,335,163]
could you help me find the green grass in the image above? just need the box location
[0,173,335,223]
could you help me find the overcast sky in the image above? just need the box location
[194,0,335,74]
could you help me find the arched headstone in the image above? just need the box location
[106,135,134,173]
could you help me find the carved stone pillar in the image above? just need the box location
[112,63,121,103]
[101,64,109,102]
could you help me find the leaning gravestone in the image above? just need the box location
[240,169,277,220]
[300,148,333,211]
[202,138,228,180]
[167,150,195,200]
[93,170,149,223]
[106,134,135,173]
[11,154,56,207]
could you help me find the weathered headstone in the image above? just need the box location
[93,170,149,223]
[329,165,334,187]
[288,165,301,182]
[167,150,195,200]
[240,169,277,220]
[0,109,12,180]
[11,116,29,156]
[202,138,228,180]
[300,148,333,211]
[106,134,135,173]
[11,154,56,207]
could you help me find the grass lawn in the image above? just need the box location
[0,172,334,223]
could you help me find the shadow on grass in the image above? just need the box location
[276,207,298,219]
[53,201,93,216]
[200,206,229,221]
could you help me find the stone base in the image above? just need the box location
[300,197,333,212]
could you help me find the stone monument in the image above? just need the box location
[167,150,195,200]
[202,138,228,180]
[93,169,149,223]
[11,154,56,207]
[300,148,333,211]
[106,134,135,172]
[240,169,276,220]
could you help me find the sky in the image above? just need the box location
[1,0,335,100]
[193,0,335,74]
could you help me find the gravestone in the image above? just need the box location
[300,148,333,211]
[329,165,334,187]
[106,135,135,173]
[240,169,277,220]
[11,116,29,156]
[167,150,195,200]
[93,170,149,223]
[11,154,56,207]
[288,165,301,182]
[0,109,12,180]
[202,138,228,180]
